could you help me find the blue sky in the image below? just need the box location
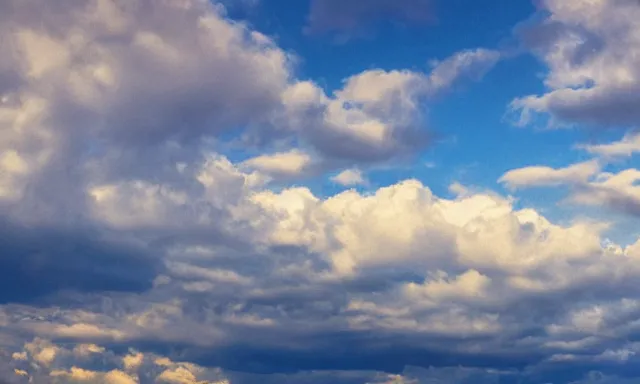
[3,0,640,383]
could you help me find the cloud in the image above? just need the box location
[0,0,500,219]
[280,48,500,162]
[0,218,161,304]
[3,0,640,382]
[305,0,434,38]
[500,159,640,218]
[2,173,640,382]
[499,160,600,190]
[510,0,640,129]
[4,339,637,384]
[578,132,640,159]
[1,339,231,384]
[0,340,525,384]
[426,49,502,95]
[570,169,640,216]
[242,150,313,177]
[0,0,295,225]
[331,168,366,186]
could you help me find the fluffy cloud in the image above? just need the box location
[0,0,294,225]
[511,0,640,128]
[0,0,499,216]
[2,0,639,383]
[3,170,640,382]
[0,0,501,379]
[331,168,366,186]
[280,48,500,163]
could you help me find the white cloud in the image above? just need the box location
[280,48,499,162]
[501,159,640,217]
[578,132,640,158]
[0,0,294,224]
[499,160,600,190]
[511,0,640,128]
[0,0,500,226]
[570,168,640,215]
[73,344,105,357]
[122,351,144,372]
[242,150,313,177]
[404,269,491,302]
[331,168,366,186]
[50,367,99,381]
[24,338,58,367]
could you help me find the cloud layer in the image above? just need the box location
[2,0,640,383]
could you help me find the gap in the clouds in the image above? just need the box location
[229,0,535,93]
[398,55,548,194]
[209,0,552,203]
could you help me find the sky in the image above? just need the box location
[2,0,640,383]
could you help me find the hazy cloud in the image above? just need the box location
[305,0,434,38]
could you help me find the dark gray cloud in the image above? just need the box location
[4,340,640,384]
[0,219,161,304]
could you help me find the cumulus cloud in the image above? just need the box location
[305,0,434,38]
[510,0,640,129]
[280,48,500,162]
[0,0,294,224]
[3,171,640,382]
[2,0,639,383]
[0,0,500,221]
